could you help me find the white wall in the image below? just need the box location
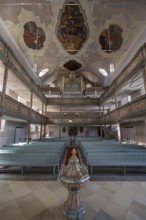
[47,125,98,138]
[121,121,146,146]
[0,121,27,146]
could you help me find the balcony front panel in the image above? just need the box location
[101,95,146,123]
[0,94,45,124]
[130,98,146,115]
[46,112,100,118]
[0,38,5,54]
[0,93,2,104]
[47,98,99,105]
[19,105,30,118]
[125,52,142,78]
[118,105,130,118]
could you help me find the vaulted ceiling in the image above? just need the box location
[0,0,146,104]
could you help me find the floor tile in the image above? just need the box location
[80,187,93,200]
[116,186,137,199]
[103,201,128,219]
[130,201,146,219]
[46,181,62,192]
[9,182,31,198]
[16,192,39,208]
[97,187,115,199]
[111,192,133,209]
[92,210,115,220]
[0,179,146,220]
[0,199,20,218]
[30,209,57,220]
[0,183,11,195]
[123,182,140,192]
[0,191,15,205]
[86,181,101,192]
[125,210,144,220]
[102,181,121,192]
[81,201,98,220]
[134,193,146,206]
[53,186,68,201]
[1,209,26,220]
[48,203,67,220]
[21,198,46,219]
[86,192,109,209]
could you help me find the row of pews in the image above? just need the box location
[0,139,67,175]
[1,136,146,176]
[79,141,146,175]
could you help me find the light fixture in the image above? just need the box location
[94,89,97,96]
[48,87,51,96]
[50,83,55,88]
[110,63,115,73]
[32,63,37,73]
[39,68,49,77]
[86,83,91,88]
[68,119,73,123]
[94,83,97,96]
[98,68,108,76]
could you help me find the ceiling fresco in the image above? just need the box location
[56,0,89,54]
[0,0,146,101]
[64,60,82,71]
[99,24,123,53]
[23,21,46,50]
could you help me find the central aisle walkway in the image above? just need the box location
[0,179,146,220]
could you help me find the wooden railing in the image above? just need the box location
[47,97,99,105]
[100,94,146,124]
[46,111,100,125]
[46,117,100,125]
[0,92,46,124]
[46,112,100,118]
[1,92,146,125]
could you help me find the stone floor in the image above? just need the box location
[0,176,146,220]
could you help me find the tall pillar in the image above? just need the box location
[104,125,107,140]
[29,90,33,122]
[142,66,146,93]
[103,104,107,139]
[0,114,2,130]
[1,65,9,127]
[30,90,33,108]
[117,122,122,143]
[40,124,43,139]
[26,122,30,144]
[115,92,118,121]
[84,97,86,138]
[43,124,46,139]
[42,102,44,115]
[2,65,9,94]
[59,93,62,138]
[44,104,47,116]
[99,105,103,139]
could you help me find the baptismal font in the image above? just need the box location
[59,148,90,219]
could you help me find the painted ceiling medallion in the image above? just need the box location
[99,24,123,53]
[23,22,46,50]
[56,0,89,54]
[64,60,82,71]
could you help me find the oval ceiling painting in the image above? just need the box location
[99,24,123,53]
[56,0,89,54]
[23,22,46,50]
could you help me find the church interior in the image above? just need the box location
[1,0,146,219]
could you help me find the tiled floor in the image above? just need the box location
[0,178,146,220]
